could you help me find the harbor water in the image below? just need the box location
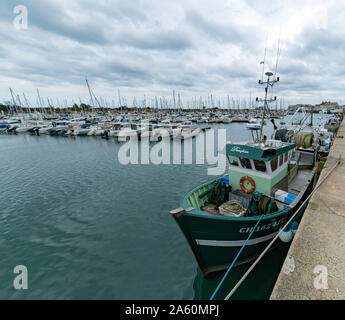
[0,116,329,299]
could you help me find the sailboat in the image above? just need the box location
[170,71,318,277]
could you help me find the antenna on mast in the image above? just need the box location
[274,30,282,81]
[260,34,268,83]
[270,32,282,112]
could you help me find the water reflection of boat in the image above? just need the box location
[192,241,291,300]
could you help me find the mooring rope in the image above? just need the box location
[209,213,265,300]
[224,154,341,300]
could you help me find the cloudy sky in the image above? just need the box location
[0,0,342,107]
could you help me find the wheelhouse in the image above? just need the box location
[226,141,296,197]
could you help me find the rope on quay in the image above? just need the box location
[209,213,265,300]
[224,154,342,300]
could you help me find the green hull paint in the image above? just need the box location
[174,206,292,276]
[173,175,314,277]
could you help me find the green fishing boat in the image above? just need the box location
[170,72,318,277]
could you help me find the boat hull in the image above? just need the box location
[172,177,314,277]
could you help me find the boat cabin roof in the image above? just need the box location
[226,140,296,162]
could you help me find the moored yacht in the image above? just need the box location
[246,118,261,130]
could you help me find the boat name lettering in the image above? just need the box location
[239,218,286,233]
[231,146,249,154]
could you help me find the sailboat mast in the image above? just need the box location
[9,88,17,114]
[37,88,44,114]
[85,78,95,110]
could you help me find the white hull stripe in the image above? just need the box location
[195,232,278,247]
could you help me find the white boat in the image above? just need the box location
[15,125,35,133]
[87,126,103,136]
[181,120,193,127]
[246,118,261,130]
[172,127,182,140]
[117,124,137,142]
[72,127,91,136]
[38,125,54,134]
[150,126,171,142]
[222,116,232,124]
[318,128,334,155]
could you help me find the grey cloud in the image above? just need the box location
[1,0,345,105]
[116,29,193,50]
[185,9,264,51]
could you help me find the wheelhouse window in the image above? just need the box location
[283,152,288,163]
[239,158,252,169]
[270,157,278,171]
[228,156,239,166]
[253,160,267,172]
[279,155,283,167]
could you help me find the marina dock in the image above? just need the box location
[271,117,345,299]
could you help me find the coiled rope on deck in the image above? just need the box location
[219,200,244,215]
[224,154,342,300]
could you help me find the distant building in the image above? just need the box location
[287,104,313,113]
[288,102,342,114]
[315,101,339,111]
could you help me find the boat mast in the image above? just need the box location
[85,78,95,110]
[23,93,32,114]
[256,72,279,144]
[9,88,18,115]
[118,89,122,113]
[36,88,44,115]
